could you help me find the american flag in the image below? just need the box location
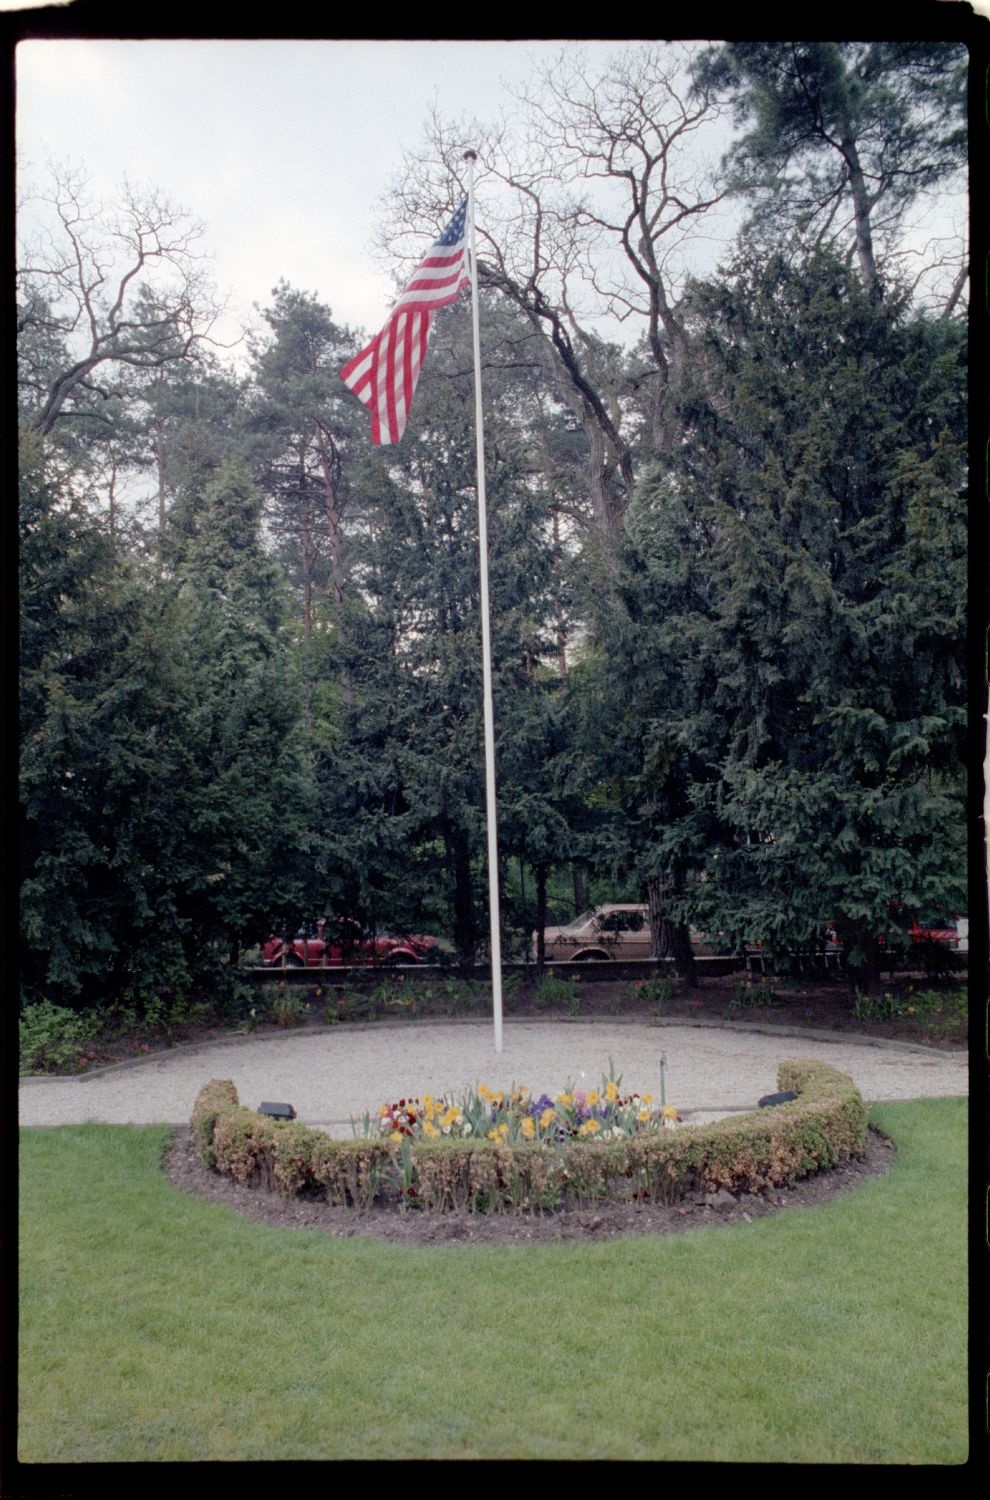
[340,198,470,445]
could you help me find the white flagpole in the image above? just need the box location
[463,150,503,1055]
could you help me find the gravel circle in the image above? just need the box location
[19,1019,968,1134]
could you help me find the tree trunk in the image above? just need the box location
[669,922,697,983]
[847,933,884,998]
[647,872,697,981]
[839,131,878,293]
[535,862,548,973]
[835,917,884,997]
[572,863,587,914]
[314,424,353,709]
[551,508,568,677]
[154,411,167,544]
[647,872,672,954]
[107,451,117,538]
[445,822,476,965]
[297,456,315,654]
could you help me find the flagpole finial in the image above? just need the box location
[463,149,478,162]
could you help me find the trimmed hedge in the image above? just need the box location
[189,1060,868,1214]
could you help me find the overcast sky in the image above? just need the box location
[15,33,972,374]
[16,38,695,363]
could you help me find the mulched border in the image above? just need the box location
[162,1123,897,1247]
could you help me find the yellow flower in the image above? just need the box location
[637,1109,651,1123]
[587,1090,600,1107]
[540,1108,557,1129]
[578,1119,601,1137]
[642,1093,654,1105]
[389,1130,404,1142]
[605,1081,619,1103]
[521,1117,536,1139]
[555,1092,573,1107]
[487,1128,499,1141]
[423,1122,439,1139]
[662,1106,679,1120]
[423,1094,434,1108]
[479,1084,492,1100]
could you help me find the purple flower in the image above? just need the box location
[528,1093,555,1116]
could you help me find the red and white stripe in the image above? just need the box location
[340,210,469,445]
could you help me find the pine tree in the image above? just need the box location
[322,298,568,958]
[694,42,967,305]
[156,458,318,969]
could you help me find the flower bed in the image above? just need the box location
[190,1060,868,1215]
[362,1076,682,1146]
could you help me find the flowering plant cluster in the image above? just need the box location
[361,1072,680,1144]
[375,1096,471,1141]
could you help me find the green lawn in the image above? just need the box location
[18,1098,967,1463]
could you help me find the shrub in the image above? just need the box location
[308,1137,393,1210]
[851,985,966,1033]
[191,1060,867,1215]
[208,968,256,1022]
[437,977,486,1015]
[730,975,777,1010]
[374,978,419,1017]
[630,975,673,1010]
[190,1079,240,1168]
[270,989,305,1028]
[533,974,577,1010]
[19,1001,99,1075]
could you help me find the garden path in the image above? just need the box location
[19,1019,967,1137]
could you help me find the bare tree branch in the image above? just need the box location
[18,160,229,436]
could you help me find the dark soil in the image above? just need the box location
[509,973,967,1050]
[163,1124,897,1247]
[83,971,967,1074]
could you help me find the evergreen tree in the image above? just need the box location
[245,284,365,708]
[620,251,966,991]
[156,458,318,968]
[694,42,967,305]
[20,433,153,1004]
[323,298,566,957]
[140,353,248,543]
[20,444,318,1008]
